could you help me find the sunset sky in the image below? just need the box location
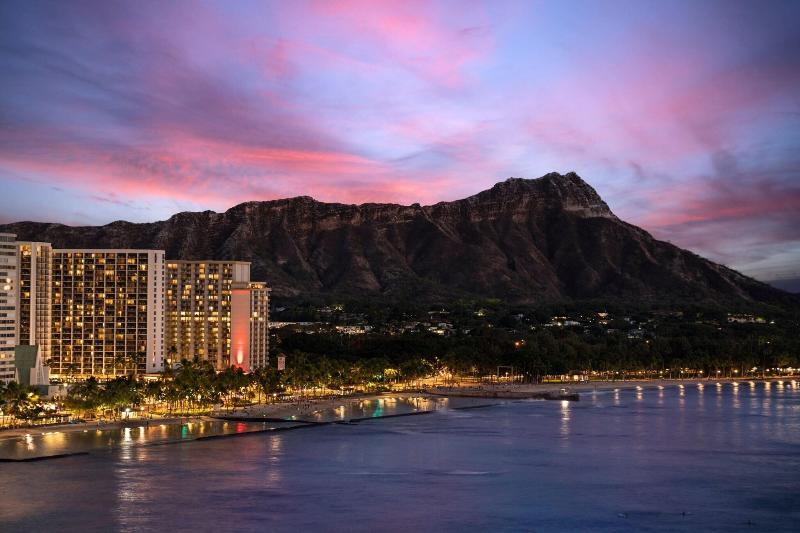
[1,0,798,287]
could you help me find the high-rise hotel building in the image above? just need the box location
[0,233,19,382]
[166,261,269,371]
[51,250,166,378]
[236,281,270,371]
[0,238,270,380]
[165,261,249,368]
[17,242,53,361]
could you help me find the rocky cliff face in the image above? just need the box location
[1,172,792,304]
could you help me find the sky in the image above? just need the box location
[1,0,799,287]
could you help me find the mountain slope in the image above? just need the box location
[2,172,792,305]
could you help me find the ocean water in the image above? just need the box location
[1,382,799,532]
[0,396,488,461]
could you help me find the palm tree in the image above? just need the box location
[252,366,283,403]
[2,381,42,421]
[101,376,143,419]
[168,358,219,413]
[144,380,163,413]
[285,351,316,397]
[66,377,102,418]
[216,366,250,411]
[0,381,8,425]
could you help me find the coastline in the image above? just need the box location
[0,392,448,440]
[0,415,208,441]
[2,377,795,439]
[426,376,796,398]
[214,392,500,423]
[0,393,495,461]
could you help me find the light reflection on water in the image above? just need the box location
[1,385,799,533]
[0,420,279,461]
[0,397,470,461]
[304,396,450,422]
[559,399,570,442]
[697,384,704,411]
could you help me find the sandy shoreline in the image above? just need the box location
[2,377,795,438]
[224,391,440,420]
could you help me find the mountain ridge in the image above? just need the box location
[2,172,794,306]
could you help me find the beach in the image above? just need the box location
[4,380,799,531]
[2,377,796,440]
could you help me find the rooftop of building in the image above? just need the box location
[167,259,250,265]
[53,248,166,254]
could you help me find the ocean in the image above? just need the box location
[2,382,799,532]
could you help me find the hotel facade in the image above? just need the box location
[17,242,53,362]
[166,261,249,370]
[0,235,270,381]
[0,234,18,382]
[166,260,270,371]
[51,249,166,378]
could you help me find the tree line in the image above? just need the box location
[275,318,800,380]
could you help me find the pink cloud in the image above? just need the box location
[638,175,800,230]
[0,124,467,212]
[305,0,493,89]
[524,28,800,168]
[2,0,797,283]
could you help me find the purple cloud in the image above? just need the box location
[0,0,798,282]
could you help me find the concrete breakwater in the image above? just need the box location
[215,394,504,425]
[0,395,509,461]
[213,409,437,425]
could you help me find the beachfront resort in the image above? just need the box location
[1,230,798,431]
[0,232,273,420]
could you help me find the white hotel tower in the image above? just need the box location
[0,233,19,382]
[16,241,53,361]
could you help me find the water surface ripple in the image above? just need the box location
[1,382,799,532]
